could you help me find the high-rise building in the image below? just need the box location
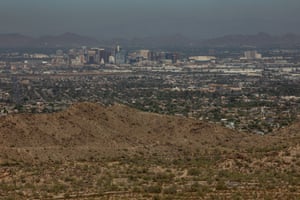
[137,50,150,60]
[109,55,115,64]
[99,49,110,64]
[116,51,126,65]
[244,51,262,59]
[165,52,180,63]
[86,50,97,64]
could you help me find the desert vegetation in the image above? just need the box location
[0,103,299,199]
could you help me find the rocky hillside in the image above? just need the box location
[0,102,299,199]
[0,102,298,162]
[0,102,238,162]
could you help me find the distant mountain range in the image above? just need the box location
[0,33,34,48]
[0,32,300,48]
[37,32,100,47]
[201,32,300,48]
[0,32,100,48]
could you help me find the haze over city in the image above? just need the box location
[0,0,300,39]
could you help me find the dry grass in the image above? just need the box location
[0,102,299,199]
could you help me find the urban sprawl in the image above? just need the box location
[1,46,300,134]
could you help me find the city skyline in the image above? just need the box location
[0,0,299,39]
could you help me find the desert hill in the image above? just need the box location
[0,102,241,162]
[0,102,299,199]
[0,102,298,163]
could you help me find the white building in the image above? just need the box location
[244,51,262,59]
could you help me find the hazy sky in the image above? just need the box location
[0,0,299,39]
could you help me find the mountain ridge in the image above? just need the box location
[1,32,300,48]
[0,32,100,48]
[201,32,300,48]
[0,102,298,163]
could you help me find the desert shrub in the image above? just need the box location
[216,180,227,190]
[145,185,162,193]
[50,183,68,194]
[152,195,160,200]
[188,168,201,176]
[153,172,174,182]
[163,185,177,194]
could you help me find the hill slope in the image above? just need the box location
[0,102,298,162]
[0,102,299,199]
[0,102,241,161]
